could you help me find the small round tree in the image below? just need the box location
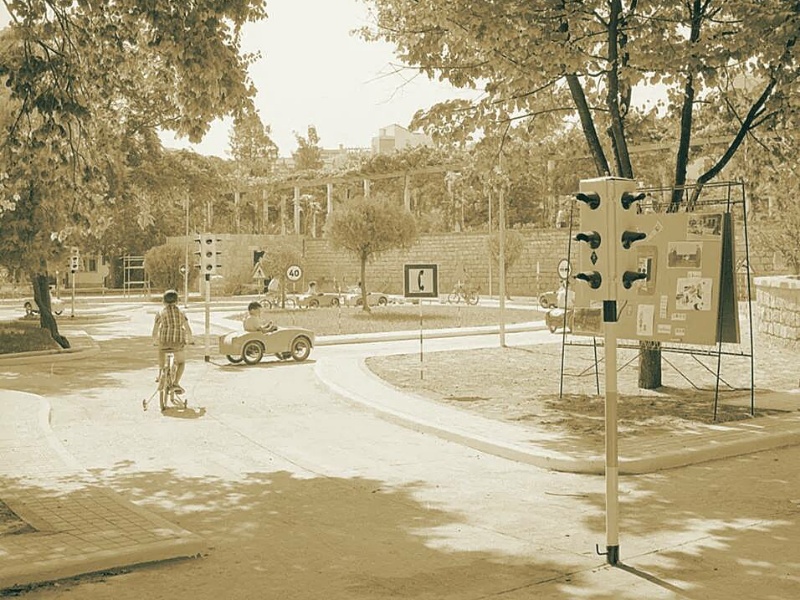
[326,196,418,312]
[144,244,197,292]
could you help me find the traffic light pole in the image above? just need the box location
[603,301,620,566]
[204,273,211,362]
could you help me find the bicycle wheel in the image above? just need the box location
[447,292,460,304]
[467,291,479,306]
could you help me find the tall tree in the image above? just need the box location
[293,125,324,172]
[0,1,265,347]
[362,0,800,388]
[229,107,279,177]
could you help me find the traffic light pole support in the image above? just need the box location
[204,273,211,362]
[602,301,620,566]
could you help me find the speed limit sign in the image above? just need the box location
[286,265,303,282]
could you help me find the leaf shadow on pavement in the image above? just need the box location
[5,448,798,600]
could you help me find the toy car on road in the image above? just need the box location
[219,326,315,365]
[343,289,389,307]
[24,297,64,316]
[294,291,343,308]
[545,308,573,333]
[538,290,558,309]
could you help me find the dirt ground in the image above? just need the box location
[367,329,799,448]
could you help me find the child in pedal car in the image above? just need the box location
[244,301,277,334]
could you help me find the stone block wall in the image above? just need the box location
[755,276,800,346]
[169,230,573,297]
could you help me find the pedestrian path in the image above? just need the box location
[0,390,207,591]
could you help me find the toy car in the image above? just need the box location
[219,326,315,365]
[24,297,64,316]
[343,289,389,307]
[545,308,573,333]
[294,291,343,308]
[538,290,558,309]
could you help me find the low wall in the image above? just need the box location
[755,275,800,346]
[169,230,573,298]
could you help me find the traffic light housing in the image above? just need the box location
[195,233,222,275]
[573,181,611,305]
[573,178,650,310]
[69,247,80,273]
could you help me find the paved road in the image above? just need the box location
[4,302,799,599]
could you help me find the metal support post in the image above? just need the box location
[603,301,620,565]
[204,273,211,362]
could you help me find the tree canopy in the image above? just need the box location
[362,0,800,204]
[0,0,265,345]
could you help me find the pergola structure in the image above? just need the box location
[221,164,464,236]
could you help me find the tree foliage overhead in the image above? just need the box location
[0,0,265,346]
[0,0,265,270]
[362,0,800,204]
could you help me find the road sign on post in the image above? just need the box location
[286,265,302,282]
[403,264,439,299]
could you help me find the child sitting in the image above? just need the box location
[243,301,277,333]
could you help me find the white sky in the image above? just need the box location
[0,1,477,158]
[166,0,479,158]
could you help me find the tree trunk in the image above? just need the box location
[32,273,70,349]
[359,257,370,313]
[638,343,662,390]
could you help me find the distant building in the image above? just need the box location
[371,124,433,155]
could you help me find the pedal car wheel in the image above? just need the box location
[242,340,264,365]
[377,296,388,306]
[226,355,243,364]
[290,336,312,362]
[331,297,340,307]
[309,298,320,308]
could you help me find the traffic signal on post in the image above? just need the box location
[195,233,222,275]
[573,181,611,304]
[69,247,80,272]
[573,178,650,309]
[616,188,648,293]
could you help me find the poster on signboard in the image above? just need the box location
[571,210,739,346]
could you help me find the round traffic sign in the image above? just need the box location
[286,265,303,282]
[557,258,572,281]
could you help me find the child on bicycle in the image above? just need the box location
[244,301,277,333]
[152,289,193,395]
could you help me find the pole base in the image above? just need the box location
[606,545,619,565]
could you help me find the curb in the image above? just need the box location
[315,357,800,476]
[0,391,208,592]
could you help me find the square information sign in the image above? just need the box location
[404,264,438,298]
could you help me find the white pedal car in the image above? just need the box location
[218,326,315,365]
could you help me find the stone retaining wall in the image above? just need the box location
[755,276,800,346]
[170,230,572,297]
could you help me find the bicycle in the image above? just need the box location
[143,350,187,412]
[447,281,480,305]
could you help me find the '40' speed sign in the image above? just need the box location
[286,265,303,281]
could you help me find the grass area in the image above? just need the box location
[225,304,539,336]
[0,320,60,355]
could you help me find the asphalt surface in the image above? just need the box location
[1,298,799,598]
